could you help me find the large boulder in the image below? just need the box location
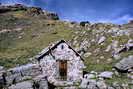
[4,64,41,85]
[8,81,33,89]
[115,55,133,72]
[84,73,95,79]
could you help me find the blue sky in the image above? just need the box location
[0,0,133,24]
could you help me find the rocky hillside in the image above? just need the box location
[0,4,133,88]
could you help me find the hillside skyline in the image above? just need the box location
[0,0,133,24]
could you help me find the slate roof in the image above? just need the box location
[37,40,84,61]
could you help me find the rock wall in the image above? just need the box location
[0,64,48,89]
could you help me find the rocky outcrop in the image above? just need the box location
[115,55,133,72]
[0,64,49,89]
[8,81,33,89]
[0,4,59,20]
[8,76,48,89]
[0,4,27,13]
[79,71,133,89]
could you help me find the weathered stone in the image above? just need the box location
[115,46,126,54]
[96,81,107,89]
[18,36,22,39]
[80,78,89,88]
[121,83,129,89]
[84,52,92,57]
[97,36,106,44]
[94,48,100,53]
[107,86,115,89]
[63,86,77,89]
[105,45,111,52]
[91,39,96,42]
[14,28,23,31]
[112,54,121,60]
[107,58,112,63]
[113,70,119,76]
[99,72,113,79]
[87,83,98,89]
[112,82,123,89]
[8,81,33,89]
[115,55,133,72]
[0,66,4,71]
[84,74,95,79]
[90,71,98,75]
[126,39,133,50]
[128,75,133,79]
[112,40,119,48]
[5,64,41,85]
[100,56,105,59]
[112,39,133,54]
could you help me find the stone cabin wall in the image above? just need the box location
[39,43,85,86]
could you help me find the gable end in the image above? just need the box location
[37,40,84,61]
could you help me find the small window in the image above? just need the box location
[61,45,64,49]
[59,60,67,81]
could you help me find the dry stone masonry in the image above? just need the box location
[0,40,85,89]
[37,40,85,87]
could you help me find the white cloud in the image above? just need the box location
[112,15,133,24]
[95,14,133,24]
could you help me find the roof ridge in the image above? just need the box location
[32,40,84,61]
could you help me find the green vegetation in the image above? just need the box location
[0,5,133,76]
[0,12,75,68]
[106,73,130,86]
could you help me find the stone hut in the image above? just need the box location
[0,40,85,89]
[36,40,85,87]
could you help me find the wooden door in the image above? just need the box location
[59,60,67,80]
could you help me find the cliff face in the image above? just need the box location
[0,4,133,89]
